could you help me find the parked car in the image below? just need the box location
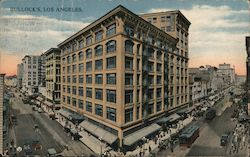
[205,109,216,120]
[220,132,230,146]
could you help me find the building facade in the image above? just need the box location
[0,74,7,156]
[21,55,41,95]
[58,5,177,147]
[140,11,191,111]
[17,64,23,90]
[44,48,61,109]
[246,36,250,115]
[217,63,236,85]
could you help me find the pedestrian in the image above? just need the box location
[149,145,151,153]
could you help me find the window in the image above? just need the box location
[72,75,77,83]
[136,106,140,119]
[72,86,77,95]
[79,87,84,96]
[86,49,92,59]
[86,61,92,72]
[78,99,83,109]
[148,103,154,115]
[79,63,84,73]
[72,98,77,106]
[166,16,171,22]
[72,54,77,62]
[86,75,92,84]
[63,95,66,102]
[95,45,103,56]
[137,90,140,102]
[67,66,71,74]
[148,89,154,100]
[67,96,71,105]
[124,25,134,37]
[147,18,152,23]
[67,56,71,64]
[107,107,116,122]
[86,88,92,98]
[67,86,70,94]
[148,62,154,72]
[125,74,133,85]
[63,85,66,93]
[86,35,92,45]
[161,16,165,22]
[125,40,134,53]
[95,59,103,70]
[67,76,71,83]
[153,17,157,23]
[106,40,116,53]
[79,75,83,83]
[95,89,103,100]
[157,63,162,72]
[79,40,83,49]
[137,74,140,85]
[157,102,162,112]
[125,108,133,123]
[63,76,65,83]
[95,31,103,42]
[106,73,116,85]
[106,24,116,37]
[106,57,116,69]
[95,104,103,116]
[95,74,103,84]
[125,57,133,69]
[67,46,71,53]
[157,76,162,84]
[72,64,77,73]
[86,101,92,112]
[78,51,84,61]
[157,88,161,98]
[125,90,133,104]
[107,90,116,103]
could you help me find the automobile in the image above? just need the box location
[220,132,230,146]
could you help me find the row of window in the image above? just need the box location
[63,97,117,122]
[63,88,116,103]
[62,73,116,85]
[63,24,116,54]
[62,56,116,74]
[125,101,163,123]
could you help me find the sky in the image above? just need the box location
[0,0,249,76]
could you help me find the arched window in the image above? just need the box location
[95,45,103,56]
[125,40,134,53]
[106,40,116,53]
[86,48,92,59]
[78,51,83,61]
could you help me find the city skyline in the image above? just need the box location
[0,0,249,75]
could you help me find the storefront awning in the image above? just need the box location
[69,113,85,121]
[44,101,53,107]
[58,109,71,119]
[79,121,117,145]
[123,123,161,146]
[157,113,181,124]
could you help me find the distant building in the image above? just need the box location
[4,76,17,87]
[44,48,61,110]
[0,74,9,156]
[246,36,250,115]
[235,75,246,86]
[217,63,235,85]
[17,64,23,89]
[140,10,191,111]
[21,55,42,95]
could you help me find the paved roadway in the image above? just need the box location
[157,94,238,157]
[10,92,93,156]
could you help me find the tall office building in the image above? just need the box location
[44,48,61,109]
[58,5,177,147]
[140,11,191,111]
[246,36,250,115]
[21,55,41,95]
[0,74,7,156]
[17,64,23,90]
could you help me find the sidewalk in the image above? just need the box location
[110,116,193,157]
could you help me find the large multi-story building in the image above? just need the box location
[17,64,23,89]
[21,55,41,95]
[246,36,250,115]
[58,5,177,148]
[44,48,61,109]
[217,63,235,84]
[140,10,191,111]
[0,74,9,156]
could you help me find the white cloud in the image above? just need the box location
[0,14,89,55]
[147,5,248,75]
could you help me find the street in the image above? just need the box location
[9,92,93,156]
[157,91,249,157]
